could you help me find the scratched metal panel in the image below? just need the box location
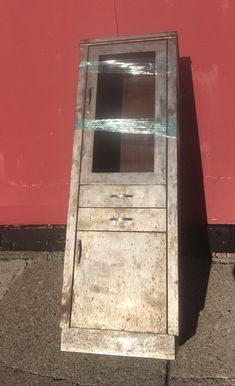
[61,328,175,360]
[167,37,179,335]
[77,208,166,232]
[71,231,166,334]
[79,184,166,208]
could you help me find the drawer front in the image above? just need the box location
[79,185,166,208]
[77,208,166,232]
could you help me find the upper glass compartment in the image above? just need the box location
[92,51,156,173]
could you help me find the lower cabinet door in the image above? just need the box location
[71,231,167,334]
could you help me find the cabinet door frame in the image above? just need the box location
[80,40,167,185]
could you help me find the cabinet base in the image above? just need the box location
[61,327,176,360]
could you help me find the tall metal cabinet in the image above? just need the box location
[61,32,178,360]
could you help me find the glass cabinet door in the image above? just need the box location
[80,40,167,184]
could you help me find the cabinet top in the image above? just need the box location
[80,32,178,46]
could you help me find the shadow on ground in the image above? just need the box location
[178,57,212,345]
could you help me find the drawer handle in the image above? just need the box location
[110,194,133,199]
[110,217,133,224]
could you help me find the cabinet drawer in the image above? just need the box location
[79,185,166,208]
[77,208,166,232]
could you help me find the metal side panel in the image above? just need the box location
[167,37,179,336]
[60,44,88,327]
[61,328,176,360]
[70,231,166,334]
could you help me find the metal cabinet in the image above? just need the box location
[61,32,178,360]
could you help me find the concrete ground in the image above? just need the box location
[0,251,234,386]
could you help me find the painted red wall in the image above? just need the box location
[0,0,234,224]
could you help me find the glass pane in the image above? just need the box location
[92,52,155,173]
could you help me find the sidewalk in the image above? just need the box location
[0,251,234,386]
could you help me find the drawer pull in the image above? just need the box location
[110,194,133,199]
[109,217,133,224]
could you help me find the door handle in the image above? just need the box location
[75,239,82,264]
[88,87,92,106]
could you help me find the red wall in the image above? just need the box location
[0,0,235,224]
